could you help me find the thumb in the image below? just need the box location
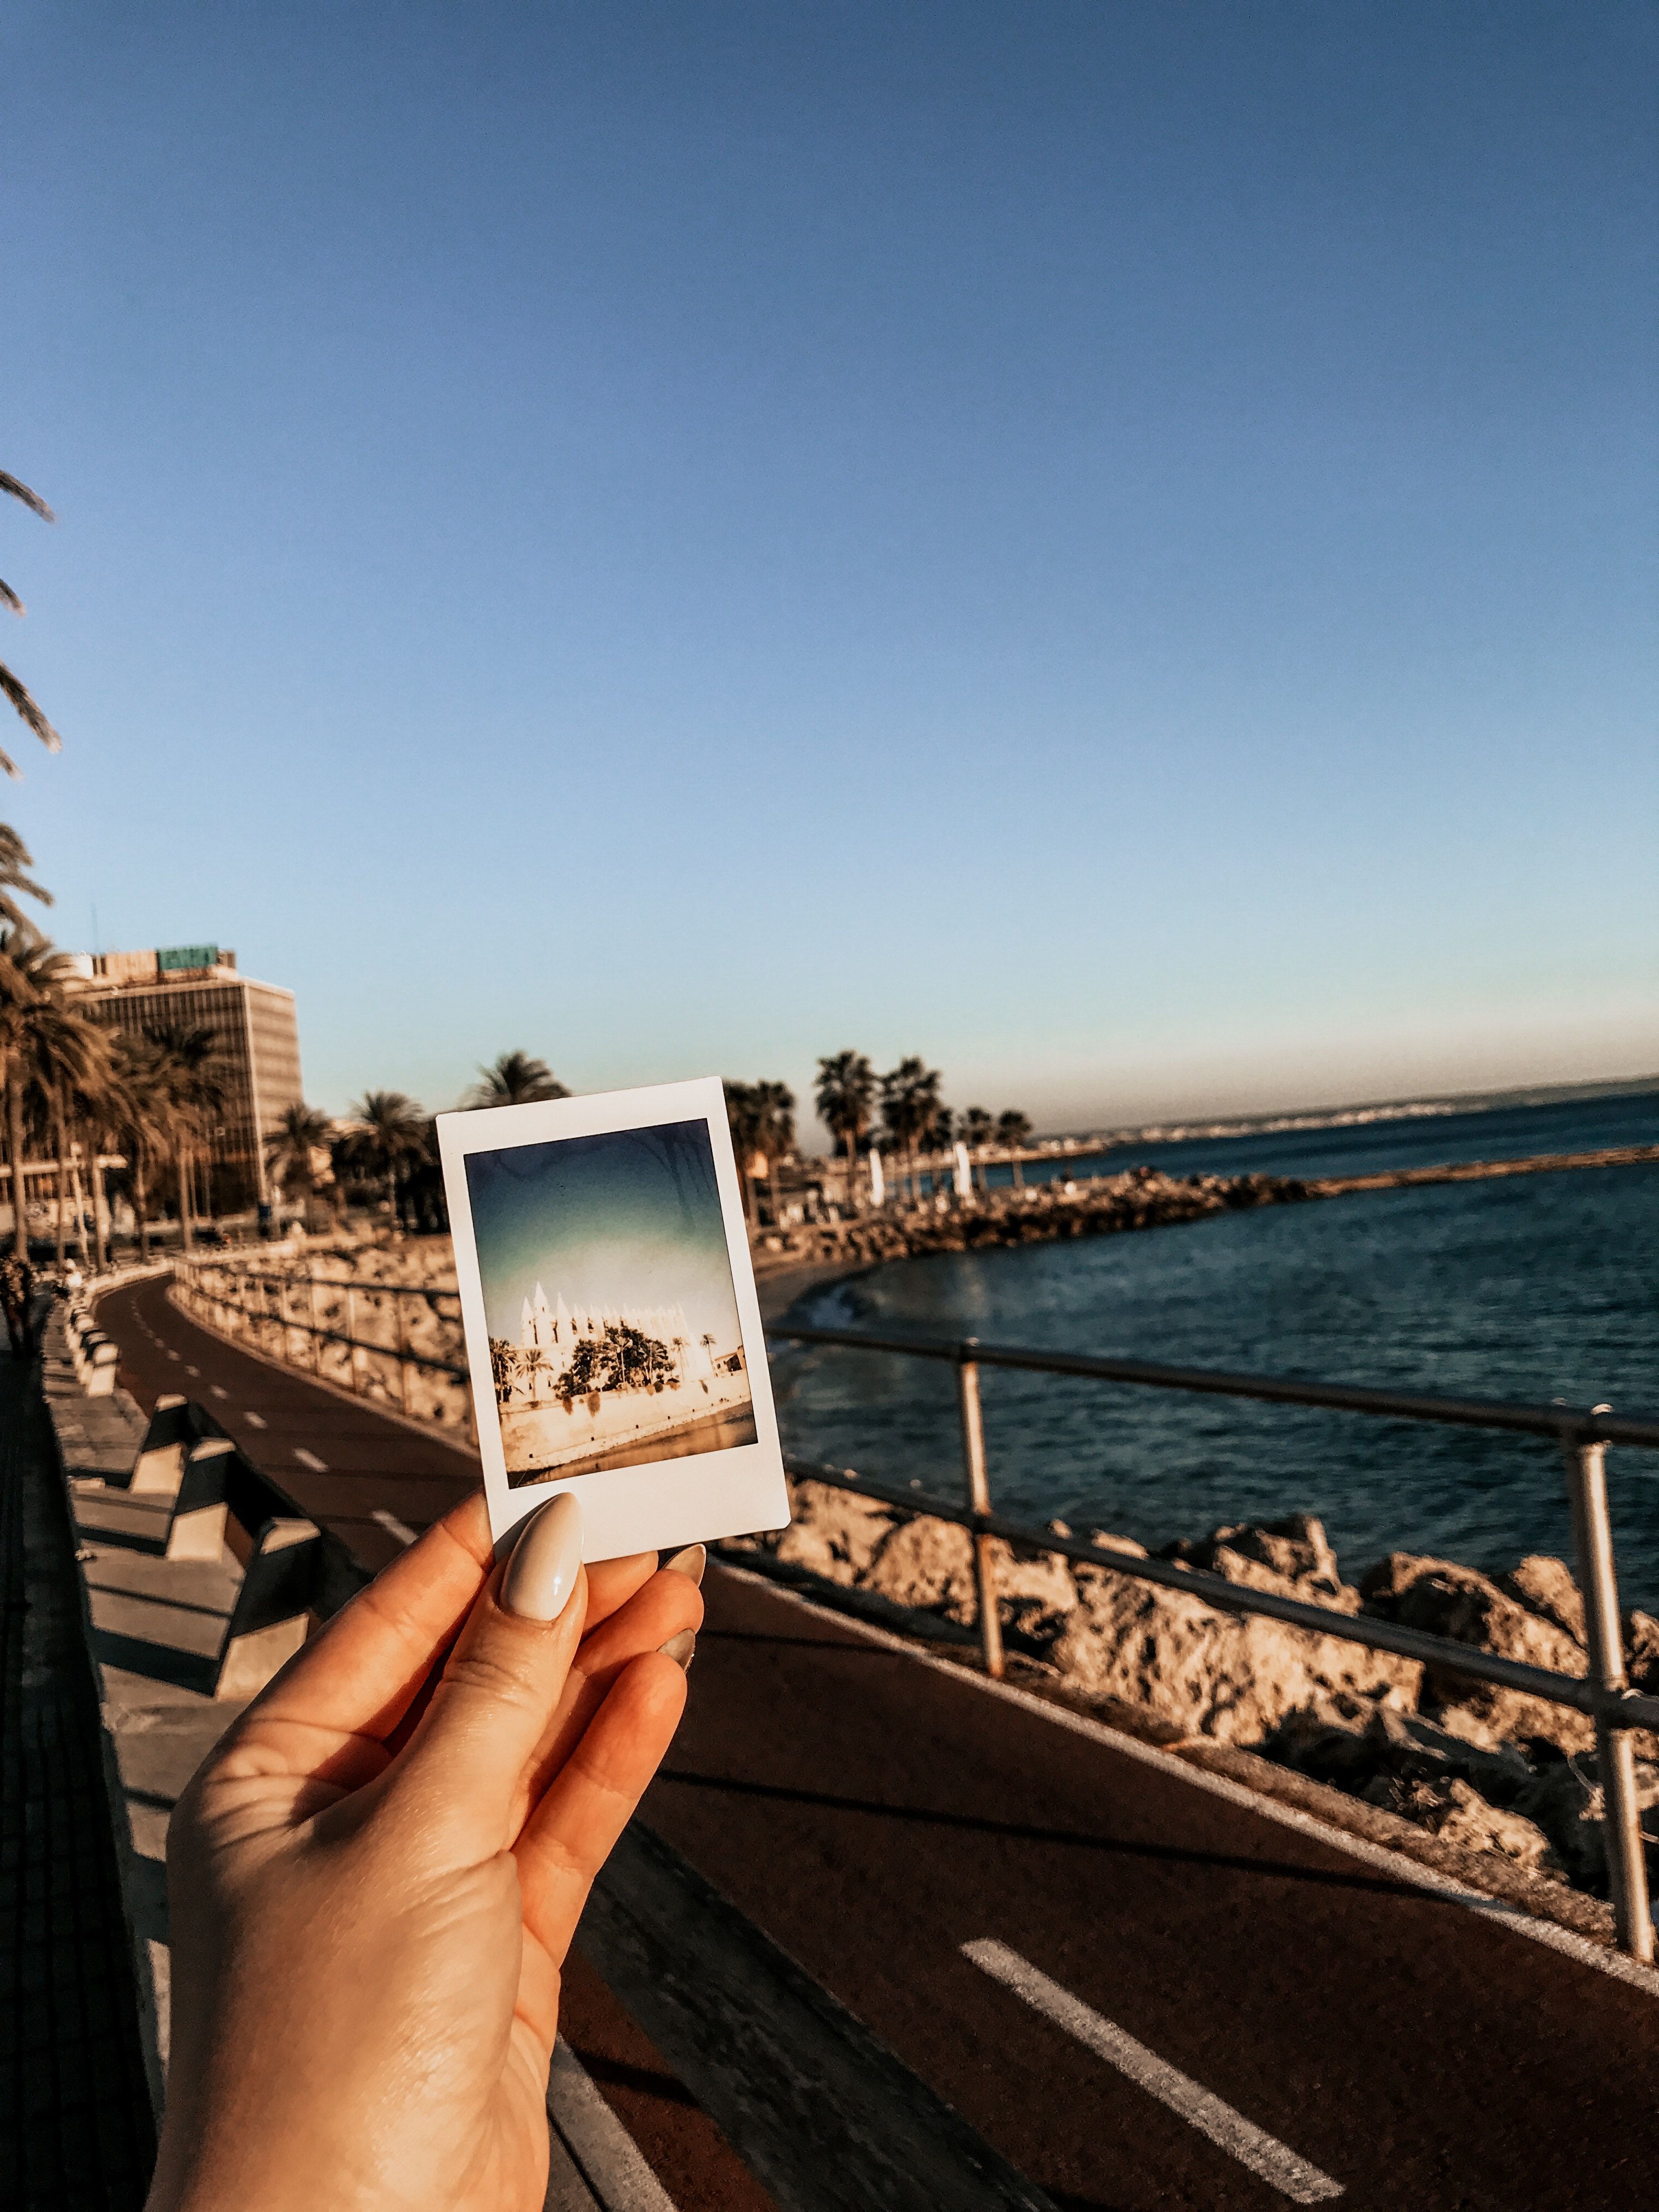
[384,1491,588,1856]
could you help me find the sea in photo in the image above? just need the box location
[465,1117,755,1486]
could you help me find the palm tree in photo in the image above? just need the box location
[353,1090,427,1228]
[996,1108,1034,1188]
[0,469,63,775]
[814,1051,876,1210]
[0,929,48,1256]
[928,1104,954,1197]
[880,1058,942,1205]
[109,1038,177,1262]
[265,1103,336,1221]
[463,1050,569,1108]
[962,1107,994,1193]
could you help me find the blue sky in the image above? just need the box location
[464,1117,740,1347]
[4,4,1655,1138]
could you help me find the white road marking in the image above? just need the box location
[963,1939,1342,2204]
[186,1365,200,1378]
[546,2037,678,2211]
[166,1349,180,1361]
[244,1412,267,1429]
[720,1562,1659,1999]
[210,1386,228,1400]
[372,1508,418,1548]
[293,1447,328,1472]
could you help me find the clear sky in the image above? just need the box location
[5,3,1655,1141]
[464,1117,740,1348]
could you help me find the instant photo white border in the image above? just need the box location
[437,1076,791,1561]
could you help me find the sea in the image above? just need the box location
[772,1087,1659,1609]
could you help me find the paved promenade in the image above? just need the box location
[97,1272,1659,2209]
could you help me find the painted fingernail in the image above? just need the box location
[501,1494,584,1622]
[658,1629,696,1671]
[663,1543,706,1587]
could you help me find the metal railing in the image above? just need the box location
[770,1321,1659,1961]
[173,1260,472,1436]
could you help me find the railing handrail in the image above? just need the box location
[780,1454,1659,1734]
[178,1257,460,1302]
[770,1322,1659,1450]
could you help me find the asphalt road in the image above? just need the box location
[101,1274,1659,2211]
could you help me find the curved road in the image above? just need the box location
[101,1273,1659,2211]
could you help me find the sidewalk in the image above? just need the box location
[0,1340,156,2211]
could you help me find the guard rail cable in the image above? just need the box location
[770,1321,1659,1962]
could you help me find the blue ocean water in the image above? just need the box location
[775,1088,1659,1609]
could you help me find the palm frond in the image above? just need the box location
[0,581,20,617]
[0,472,55,524]
[0,665,61,765]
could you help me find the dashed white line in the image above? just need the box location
[546,2038,678,2211]
[371,1508,419,1548]
[186,1365,200,1378]
[293,1447,329,1472]
[962,1940,1343,2204]
[244,1412,267,1430]
[210,1386,228,1400]
[165,1350,180,1362]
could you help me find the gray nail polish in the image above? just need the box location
[501,1493,583,1622]
[663,1542,706,1587]
[658,1628,696,1671]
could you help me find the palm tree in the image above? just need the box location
[0,827,50,936]
[264,1104,335,1218]
[145,1026,229,1250]
[962,1107,994,1193]
[0,929,48,1256]
[20,985,111,1268]
[0,469,62,775]
[106,1036,169,1260]
[996,1109,1034,1188]
[353,1090,427,1228]
[463,1051,569,1108]
[814,1051,876,1209]
[879,1058,943,1205]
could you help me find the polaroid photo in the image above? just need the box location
[437,1075,791,1561]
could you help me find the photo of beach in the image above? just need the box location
[463,1116,755,1487]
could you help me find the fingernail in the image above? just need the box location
[663,1543,706,1587]
[501,1493,584,1622]
[658,1628,696,1671]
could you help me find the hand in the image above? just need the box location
[147,1490,703,2212]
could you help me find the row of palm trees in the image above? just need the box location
[812,1052,1035,1202]
[0,924,233,1266]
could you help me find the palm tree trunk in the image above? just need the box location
[52,1090,67,1269]
[8,1079,28,1261]
[177,1143,194,1253]
[136,1147,150,1261]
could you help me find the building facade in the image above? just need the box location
[81,945,304,1213]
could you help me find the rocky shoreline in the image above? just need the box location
[751,1143,1659,1278]
[722,1477,1659,1915]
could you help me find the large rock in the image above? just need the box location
[1359,1551,1592,1755]
[1360,1776,1558,1874]
[1501,1555,1587,1645]
[774,1480,895,1583]
[856,1517,1079,1641]
[1509,1754,1659,1892]
[1167,1513,1348,1605]
[1048,1557,1420,1745]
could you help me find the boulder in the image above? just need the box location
[1510,1752,1659,1892]
[1500,1555,1586,1646]
[856,1517,1079,1641]
[1359,1551,1592,1755]
[1048,1562,1420,1745]
[774,1480,895,1583]
[1626,1611,1659,1694]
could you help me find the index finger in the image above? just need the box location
[223,1490,663,1758]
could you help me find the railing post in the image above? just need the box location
[1564,1429,1654,1961]
[957,1344,1004,1680]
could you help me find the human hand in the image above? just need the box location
[147,1489,703,2212]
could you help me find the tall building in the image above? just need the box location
[79,944,304,1212]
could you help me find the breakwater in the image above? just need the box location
[753,1142,1659,1278]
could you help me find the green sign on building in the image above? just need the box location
[157,944,219,973]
